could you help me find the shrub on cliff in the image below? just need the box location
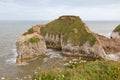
[41,16,97,46]
[23,37,40,45]
[28,37,39,43]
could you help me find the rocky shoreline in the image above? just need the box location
[16,15,120,64]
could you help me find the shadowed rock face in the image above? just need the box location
[44,33,62,50]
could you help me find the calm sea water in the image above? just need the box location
[0,20,120,79]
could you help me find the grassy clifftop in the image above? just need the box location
[41,16,97,46]
[113,24,120,33]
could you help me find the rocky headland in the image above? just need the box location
[16,25,46,64]
[16,16,120,64]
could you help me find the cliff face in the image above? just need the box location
[99,24,120,54]
[16,16,120,64]
[44,33,62,50]
[16,25,46,64]
[95,34,120,54]
[41,16,106,59]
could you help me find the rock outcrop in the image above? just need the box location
[41,16,106,59]
[95,24,120,54]
[16,25,46,64]
[111,24,120,39]
[16,15,120,64]
[95,34,120,54]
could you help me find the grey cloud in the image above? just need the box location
[0,0,120,20]
[49,0,120,6]
[1,0,120,7]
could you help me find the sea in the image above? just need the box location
[0,20,120,79]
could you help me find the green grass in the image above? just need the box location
[28,37,39,43]
[23,28,34,35]
[41,16,97,46]
[32,60,120,80]
[113,24,120,33]
[23,37,39,45]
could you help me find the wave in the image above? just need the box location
[6,48,29,65]
[6,49,17,64]
[45,49,63,58]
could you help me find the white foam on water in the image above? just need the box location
[43,49,63,63]
[6,57,16,64]
[45,49,63,58]
[6,49,17,64]
[49,53,62,58]
[6,48,29,66]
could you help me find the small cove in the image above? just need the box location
[0,20,120,79]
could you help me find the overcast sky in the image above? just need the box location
[0,0,120,20]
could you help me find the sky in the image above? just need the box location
[0,0,120,21]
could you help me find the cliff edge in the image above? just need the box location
[17,16,120,64]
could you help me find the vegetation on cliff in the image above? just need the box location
[113,24,120,33]
[41,16,97,46]
[32,60,120,80]
[28,37,39,43]
[23,28,34,35]
[23,37,40,45]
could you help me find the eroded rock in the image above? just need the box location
[16,25,46,64]
[16,16,120,64]
[95,34,120,54]
[41,16,106,60]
